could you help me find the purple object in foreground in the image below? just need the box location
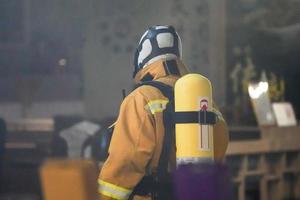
[174,163,231,200]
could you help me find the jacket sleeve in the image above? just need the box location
[98,93,155,200]
[212,105,229,160]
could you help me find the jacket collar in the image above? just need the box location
[134,58,189,84]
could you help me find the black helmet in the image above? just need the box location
[133,25,182,78]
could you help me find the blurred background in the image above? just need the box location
[0,0,299,199]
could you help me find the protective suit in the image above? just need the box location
[98,26,228,200]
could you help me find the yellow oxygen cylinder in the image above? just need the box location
[175,73,214,165]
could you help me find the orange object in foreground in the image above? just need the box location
[40,159,98,200]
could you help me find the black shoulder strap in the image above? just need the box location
[136,81,174,174]
[135,81,173,100]
[132,81,175,199]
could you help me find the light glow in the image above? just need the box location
[248,81,269,99]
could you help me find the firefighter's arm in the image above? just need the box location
[98,93,155,200]
[212,105,229,160]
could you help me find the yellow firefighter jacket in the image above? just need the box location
[98,59,229,200]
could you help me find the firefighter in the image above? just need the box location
[98,25,229,200]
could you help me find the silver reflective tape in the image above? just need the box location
[99,180,132,200]
[147,100,168,114]
[176,157,213,166]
